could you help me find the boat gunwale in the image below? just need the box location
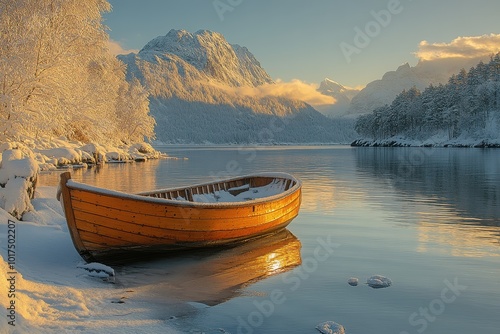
[65,172,302,209]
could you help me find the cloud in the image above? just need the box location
[416,34,500,61]
[216,79,336,107]
[108,39,139,56]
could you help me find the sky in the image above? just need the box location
[104,0,500,88]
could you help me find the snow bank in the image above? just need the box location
[1,136,166,171]
[0,146,39,219]
[0,142,36,162]
[38,147,89,166]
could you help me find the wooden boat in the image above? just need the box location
[58,171,302,261]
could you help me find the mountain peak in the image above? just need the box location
[323,78,342,85]
[137,29,272,87]
[396,62,411,72]
[140,29,230,57]
[139,29,209,69]
[319,78,360,97]
[319,78,345,92]
[316,78,361,117]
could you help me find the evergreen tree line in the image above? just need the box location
[0,0,155,144]
[355,54,500,141]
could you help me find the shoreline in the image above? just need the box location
[351,138,500,148]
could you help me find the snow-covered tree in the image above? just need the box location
[116,77,156,143]
[355,54,500,142]
[0,0,154,144]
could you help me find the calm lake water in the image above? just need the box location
[40,145,500,334]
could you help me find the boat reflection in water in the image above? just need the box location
[116,229,302,306]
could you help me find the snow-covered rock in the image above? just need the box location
[366,275,392,289]
[0,148,39,219]
[130,142,155,154]
[316,321,346,334]
[105,151,128,162]
[1,135,165,169]
[0,142,36,162]
[1,177,34,219]
[77,262,115,280]
[38,147,83,166]
[0,156,38,185]
[347,277,359,286]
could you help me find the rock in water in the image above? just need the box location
[366,275,392,288]
[316,321,345,334]
[347,277,359,286]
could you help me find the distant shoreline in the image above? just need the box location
[351,138,500,148]
[152,142,349,147]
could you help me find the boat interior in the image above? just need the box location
[139,176,297,203]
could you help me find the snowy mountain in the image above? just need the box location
[119,29,356,144]
[138,29,272,88]
[316,78,360,117]
[348,56,494,115]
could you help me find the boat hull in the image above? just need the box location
[59,172,302,261]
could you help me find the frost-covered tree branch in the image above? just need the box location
[0,0,155,145]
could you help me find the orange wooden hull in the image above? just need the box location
[58,172,302,261]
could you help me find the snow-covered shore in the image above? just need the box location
[0,139,187,333]
[13,136,166,170]
[1,186,189,333]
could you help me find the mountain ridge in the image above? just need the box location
[348,56,494,115]
[119,29,356,144]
